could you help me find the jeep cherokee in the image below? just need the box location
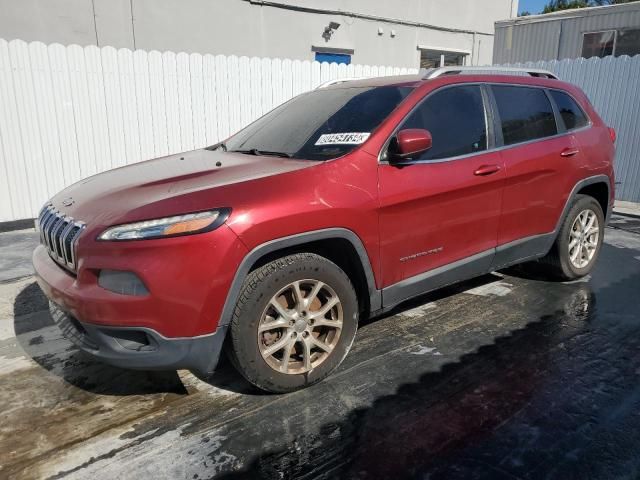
[33,67,615,392]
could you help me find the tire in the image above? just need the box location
[226,253,358,393]
[537,194,605,281]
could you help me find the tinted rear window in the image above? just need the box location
[549,90,589,131]
[224,86,413,160]
[492,85,557,146]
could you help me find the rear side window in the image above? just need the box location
[492,85,557,146]
[549,90,589,131]
[400,85,487,160]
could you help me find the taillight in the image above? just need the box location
[609,127,617,143]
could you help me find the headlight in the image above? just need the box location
[98,209,229,241]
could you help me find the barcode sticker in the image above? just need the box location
[315,132,371,146]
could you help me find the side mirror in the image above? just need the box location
[389,128,432,161]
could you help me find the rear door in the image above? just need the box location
[490,84,586,249]
[378,84,505,288]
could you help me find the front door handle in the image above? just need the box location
[560,148,580,157]
[474,164,501,176]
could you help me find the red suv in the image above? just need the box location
[33,67,615,392]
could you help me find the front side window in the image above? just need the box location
[582,31,616,58]
[549,90,589,131]
[397,85,487,161]
[492,85,557,146]
[223,86,413,160]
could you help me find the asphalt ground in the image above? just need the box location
[1,213,640,479]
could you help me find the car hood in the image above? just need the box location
[49,148,315,226]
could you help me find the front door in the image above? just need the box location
[378,85,505,299]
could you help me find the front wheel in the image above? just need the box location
[227,253,358,393]
[538,194,605,280]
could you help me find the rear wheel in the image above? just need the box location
[537,194,604,280]
[227,253,358,393]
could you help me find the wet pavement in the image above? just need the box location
[1,214,640,479]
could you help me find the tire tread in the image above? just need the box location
[227,253,357,393]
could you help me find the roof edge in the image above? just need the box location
[496,1,640,26]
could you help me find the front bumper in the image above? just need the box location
[32,223,248,373]
[32,223,247,337]
[49,301,227,373]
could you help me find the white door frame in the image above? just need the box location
[417,45,472,66]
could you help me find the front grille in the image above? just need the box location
[37,203,85,273]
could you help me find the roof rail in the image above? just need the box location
[316,77,369,89]
[423,66,558,80]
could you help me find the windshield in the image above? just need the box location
[222,85,414,160]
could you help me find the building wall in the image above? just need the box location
[494,2,640,64]
[0,0,517,68]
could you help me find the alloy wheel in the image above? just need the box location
[257,279,343,374]
[568,209,599,269]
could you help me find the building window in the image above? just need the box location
[314,52,351,64]
[616,28,640,57]
[582,31,616,58]
[582,29,640,59]
[419,49,467,69]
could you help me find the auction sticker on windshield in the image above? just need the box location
[315,132,371,145]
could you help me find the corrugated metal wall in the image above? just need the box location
[0,39,418,222]
[502,56,640,203]
[494,21,561,64]
[494,3,640,64]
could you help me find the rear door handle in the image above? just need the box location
[560,148,580,157]
[474,164,501,176]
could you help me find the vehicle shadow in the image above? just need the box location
[13,282,188,396]
[215,283,598,480]
[194,273,508,394]
[12,272,507,397]
[200,242,640,479]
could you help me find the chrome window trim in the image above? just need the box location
[378,81,593,166]
[378,82,490,164]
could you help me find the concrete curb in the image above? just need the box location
[614,200,640,218]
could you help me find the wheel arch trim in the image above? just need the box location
[217,228,381,328]
[555,175,611,235]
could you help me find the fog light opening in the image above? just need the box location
[105,329,156,352]
[98,270,150,296]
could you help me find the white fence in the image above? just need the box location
[3,41,638,223]
[501,56,640,204]
[0,39,417,222]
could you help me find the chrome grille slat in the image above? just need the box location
[68,226,82,267]
[52,217,68,258]
[46,216,62,252]
[37,205,49,224]
[37,203,85,273]
[59,221,76,264]
[44,216,58,250]
[38,209,52,244]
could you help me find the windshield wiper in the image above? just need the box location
[231,148,293,158]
